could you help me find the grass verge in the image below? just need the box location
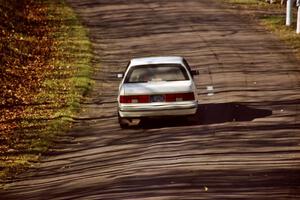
[222,0,300,58]
[226,0,264,5]
[261,15,300,52]
[0,0,92,182]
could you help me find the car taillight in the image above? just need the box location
[120,93,195,103]
[165,92,195,102]
[120,95,150,103]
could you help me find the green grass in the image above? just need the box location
[0,0,92,182]
[261,15,300,53]
[223,0,300,57]
[226,0,261,5]
[224,0,270,7]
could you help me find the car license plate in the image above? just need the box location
[150,95,165,102]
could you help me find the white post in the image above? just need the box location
[297,0,300,33]
[286,0,293,26]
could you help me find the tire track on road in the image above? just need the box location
[1,0,300,199]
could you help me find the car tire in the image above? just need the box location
[187,111,201,123]
[118,113,128,128]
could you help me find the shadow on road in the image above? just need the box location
[138,103,272,129]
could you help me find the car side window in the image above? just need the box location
[183,59,192,73]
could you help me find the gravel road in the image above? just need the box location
[1,0,300,199]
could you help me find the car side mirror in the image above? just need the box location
[191,70,199,76]
[117,73,124,78]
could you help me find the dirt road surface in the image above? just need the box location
[1,0,300,199]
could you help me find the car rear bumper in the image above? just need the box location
[119,101,198,118]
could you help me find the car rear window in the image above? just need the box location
[125,64,190,83]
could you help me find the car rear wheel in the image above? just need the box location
[118,113,128,128]
[187,108,201,123]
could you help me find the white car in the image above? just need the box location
[117,56,198,128]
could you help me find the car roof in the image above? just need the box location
[129,56,184,66]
